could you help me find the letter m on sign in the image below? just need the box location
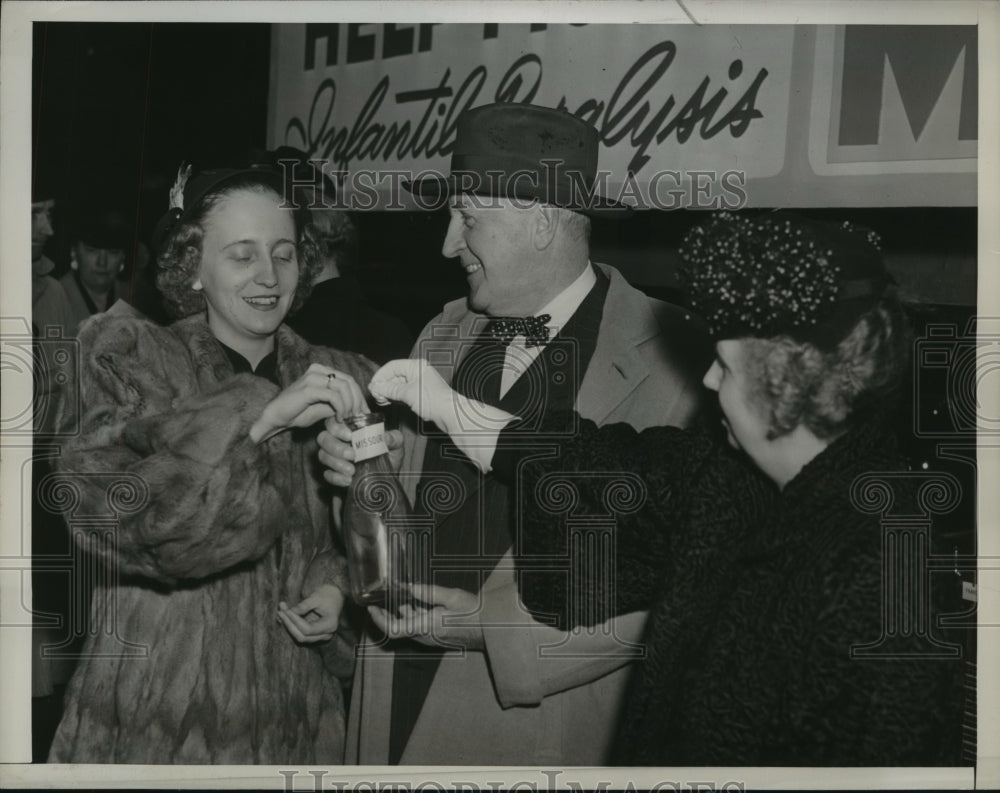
[838,26,977,149]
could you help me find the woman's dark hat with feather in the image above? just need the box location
[151,162,285,256]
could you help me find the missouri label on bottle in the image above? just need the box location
[341,413,412,606]
[350,419,389,462]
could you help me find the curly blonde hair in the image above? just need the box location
[743,296,910,440]
[155,176,324,319]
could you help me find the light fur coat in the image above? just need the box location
[47,311,374,764]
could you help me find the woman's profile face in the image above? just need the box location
[194,188,299,349]
[702,338,773,467]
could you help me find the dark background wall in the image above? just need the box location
[33,23,271,231]
[32,22,467,331]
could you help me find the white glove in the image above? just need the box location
[369,358,516,472]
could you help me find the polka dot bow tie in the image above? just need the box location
[485,314,552,348]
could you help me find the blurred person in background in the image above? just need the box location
[117,237,170,324]
[30,177,78,759]
[31,188,75,340]
[269,147,414,364]
[60,204,129,334]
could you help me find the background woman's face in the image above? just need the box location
[73,241,124,295]
[194,188,299,348]
[702,339,773,465]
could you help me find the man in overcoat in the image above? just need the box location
[318,103,709,765]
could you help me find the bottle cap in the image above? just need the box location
[346,412,385,431]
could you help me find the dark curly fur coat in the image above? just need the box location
[47,311,375,764]
[502,414,966,766]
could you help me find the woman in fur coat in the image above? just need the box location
[356,212,965,766]
[45,165,375,764]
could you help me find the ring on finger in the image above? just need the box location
[327,372,338,388]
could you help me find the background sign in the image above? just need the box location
[810,26,977,177]
[271,22,976,207]
[269,23,795,209]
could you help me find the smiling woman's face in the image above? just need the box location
[194,188,299,351]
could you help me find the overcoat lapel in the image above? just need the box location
[576,265,660,424]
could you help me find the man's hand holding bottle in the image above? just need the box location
[318,419,405,488]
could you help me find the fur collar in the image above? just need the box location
[170,314,319,390]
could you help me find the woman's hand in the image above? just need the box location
[367,583,485,651]
[277,584,346,644]
[317,418,405,488]
[250,364,367,443]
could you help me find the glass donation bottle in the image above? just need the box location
[341,412,412,606]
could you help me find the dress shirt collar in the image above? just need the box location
[533,261,597,337]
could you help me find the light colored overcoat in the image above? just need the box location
[346,264,707,765]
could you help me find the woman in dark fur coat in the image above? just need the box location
[46,165,375,763]
[358,212,965,766]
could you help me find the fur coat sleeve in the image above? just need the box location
[56,313,298,586]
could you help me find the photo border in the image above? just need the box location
[1,1,996,789]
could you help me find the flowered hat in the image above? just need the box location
[679,211,893,350]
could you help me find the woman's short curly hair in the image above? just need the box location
[155,175,324,319]
[742,295,911,440]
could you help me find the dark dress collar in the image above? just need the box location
[735,417,904,560]
[215,339,280,387]
[781,416,903,513]
[170,313,290,388]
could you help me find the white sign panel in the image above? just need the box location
[269,23,795,208]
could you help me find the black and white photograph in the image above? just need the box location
[1,1,997,789]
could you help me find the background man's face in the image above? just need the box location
[441,196,548,316]
[31,200,55,262]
